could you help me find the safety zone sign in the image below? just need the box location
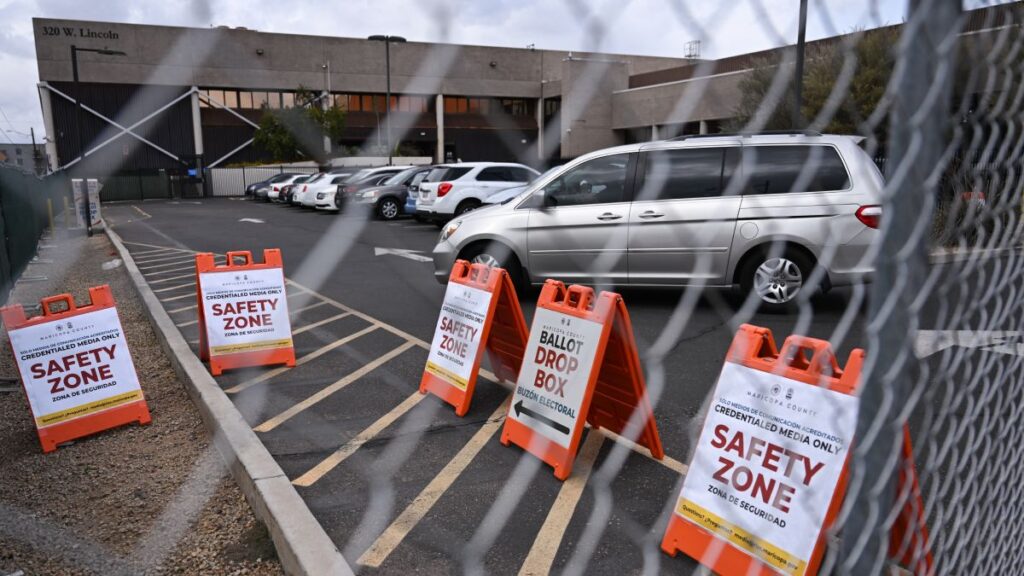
[675,363,857,574]
[196,250,295,375]
[420,260,528,416]
[502,281,663,480]
[425,282,492,391]
[1,286,150,453]
[507,306,601,446]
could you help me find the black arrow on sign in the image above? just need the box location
[514,400,570,435]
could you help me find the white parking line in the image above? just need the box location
[176,319,198,328]
[166,304,197,314]
[152,282,196,294]
[160,292,196,303]
[137,258,198,271]
[225,325,380,394]
[135,252,193,265]
[290,301,328,316]
[143,265,197,276]
[292,390,429,488]
[356,398,510,567]
[293,312,352,335]
[254,341,415,432]
[519,432,605,576]
[149,272,196,285]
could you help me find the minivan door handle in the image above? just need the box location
[597,213,622,221]
[638,210,665,219]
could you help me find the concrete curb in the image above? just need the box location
[105,227,352,576]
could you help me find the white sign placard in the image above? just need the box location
[424,282,493,390]
[673,362,859,576]
[9,307,144,428]
[508,307,603,447]
[198,267,293,356]
[72,178,102,228]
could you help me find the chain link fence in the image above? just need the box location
[0,166,69,305]
[5,1,1024,574]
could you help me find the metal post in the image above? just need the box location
[71,45,92,237]
[793,0,808,129]
[838,1,961,574]
[385,40,392,166]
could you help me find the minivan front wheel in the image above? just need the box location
[461,242,524,291]
[377,197,400,220]
[740,249,812,309]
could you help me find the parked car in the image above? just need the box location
[297,173,351,208]
[350,166,433,220]
[432,134,883,310]
[484,166,562,205]
[253,173,303,200]
[315,166,412,211]
[416,162,539,223]
[289,173,326,205]
[272,175,310,203]
[405,170,430,219]
[265,174,310,202]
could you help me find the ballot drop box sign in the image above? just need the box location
[198,267,292,356]
[10,306,143,428]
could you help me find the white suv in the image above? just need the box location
[416,162,539,222]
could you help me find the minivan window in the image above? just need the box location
[741,145,850,194]
[541,153,630,208]
[638,148,724,201]
[425,167,472,183]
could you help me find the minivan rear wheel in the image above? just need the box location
[740,249,813,310]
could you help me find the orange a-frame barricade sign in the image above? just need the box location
[420,260,529,416]
[501,280,664,481]
[661,324,932,576]
[196,249,295,376]
[1,286,151,453]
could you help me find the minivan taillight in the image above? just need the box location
[437,182,453,197]
[856,205,882,229]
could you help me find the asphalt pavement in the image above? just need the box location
[102,197,880,574]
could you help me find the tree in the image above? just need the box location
[253,86,346,163]
[728,27,900,142]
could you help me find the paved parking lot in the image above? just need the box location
[104,198,873,574]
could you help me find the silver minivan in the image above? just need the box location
[432,133,883,309]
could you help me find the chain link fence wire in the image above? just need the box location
[6,0,1024,574]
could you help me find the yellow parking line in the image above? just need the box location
[225,325,380,394]
[357,398,510,567]
[597,428,688,476]
[293,312,352,335]
[518,432,605,576]
[290,301,328,316]
[160,292,196,303]
[152,282,196,294]
[167,304,197,314]
[149,272,196,285]
[253,341,415,432]
[293,390,430,488]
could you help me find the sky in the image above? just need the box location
[0,0,987,144]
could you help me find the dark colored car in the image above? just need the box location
[247,172,302,198]
[332,167,408,211]
[351,166,434,220]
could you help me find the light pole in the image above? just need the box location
[793,0,808,129]
[368,35,407,166]
[71,45,126,236]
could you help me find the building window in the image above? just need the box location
[239,91,253,109]
[198,89,210,108]
[223,90,238,108]
[252,92,269,109]
[282,92,295,108]
[15,148,23,155]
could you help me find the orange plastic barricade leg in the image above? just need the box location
[195,249,296,376]
[419,260,528,416]
[501,280,664,480]
[660,324,932,576]
[1,286,151,453]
